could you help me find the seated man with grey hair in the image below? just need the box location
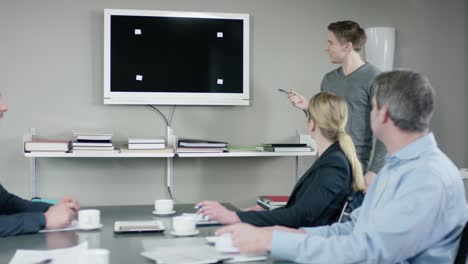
[216,70,468,263]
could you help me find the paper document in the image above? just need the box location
[9,242,88,264]
[141,245,230,264]
[141,237,268,263]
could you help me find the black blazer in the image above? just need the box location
[0,184,51,237]
[237,142,352,228]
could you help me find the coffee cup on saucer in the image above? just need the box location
[78,209,102,230]
[154,199,174,215]
[171,216,198,236]
[215,233,239,253]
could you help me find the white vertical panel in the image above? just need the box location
[365,27,396,72]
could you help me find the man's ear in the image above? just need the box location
[380,105,390,124]
[345,41,354,51]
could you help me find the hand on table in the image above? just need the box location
[196,200,241,225]
[216,223,272,254]
[44,196,80,230]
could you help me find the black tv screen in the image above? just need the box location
[104,9,250,105]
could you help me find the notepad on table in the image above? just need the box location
[114,220,165,233]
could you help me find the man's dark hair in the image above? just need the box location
[328,21,367,52]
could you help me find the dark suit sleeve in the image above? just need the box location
[0,212,47,237]
[237,158,350,228]
[0,184,51,236]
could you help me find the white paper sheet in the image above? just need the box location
[9,242,88,264]
[142,237,268,263]
[141,245,230,264]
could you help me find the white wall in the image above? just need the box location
[0,0,465,207]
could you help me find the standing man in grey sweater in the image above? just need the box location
[289,21,386,188]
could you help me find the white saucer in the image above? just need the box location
[170,229,200,237]
[77,224,103,231]
[152,210,176,216]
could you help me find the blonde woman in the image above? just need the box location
[197,92,365,228]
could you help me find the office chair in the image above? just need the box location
[337,191,365,223]
[454,221,468,264]
[337,199,350,223]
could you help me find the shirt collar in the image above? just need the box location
[385,132,437,164]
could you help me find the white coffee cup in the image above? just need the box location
[85,249,109,264]
[172,216,196,234]
[154,199,174,213]
[78,209,101,228]
[215,233,238,252]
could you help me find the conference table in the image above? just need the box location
[0,204,292,263]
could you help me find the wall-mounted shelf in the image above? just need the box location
[177,151,316,158]
[24,150,316,158]
[24,152,175,158]
[23,129,317,199]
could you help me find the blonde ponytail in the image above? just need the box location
[338,132,365,191]
[308,92,365,192]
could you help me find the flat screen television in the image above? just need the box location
[104,9,250,105]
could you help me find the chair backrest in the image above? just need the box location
[337,191,365,223]
[454,221,468,264]
[337,200,349,223]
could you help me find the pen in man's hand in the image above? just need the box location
[278,88,290,95]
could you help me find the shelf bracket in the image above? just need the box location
[24,128,37,198]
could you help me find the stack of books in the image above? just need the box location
[128,138,166,150]
[24,140,71,153]
[177,139,228,153]
[71,132,118,154]
[259,143,311,152]
[256,195,289,210]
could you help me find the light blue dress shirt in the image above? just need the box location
[271,133,468,263]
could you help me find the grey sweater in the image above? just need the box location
[321,63,386,174]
